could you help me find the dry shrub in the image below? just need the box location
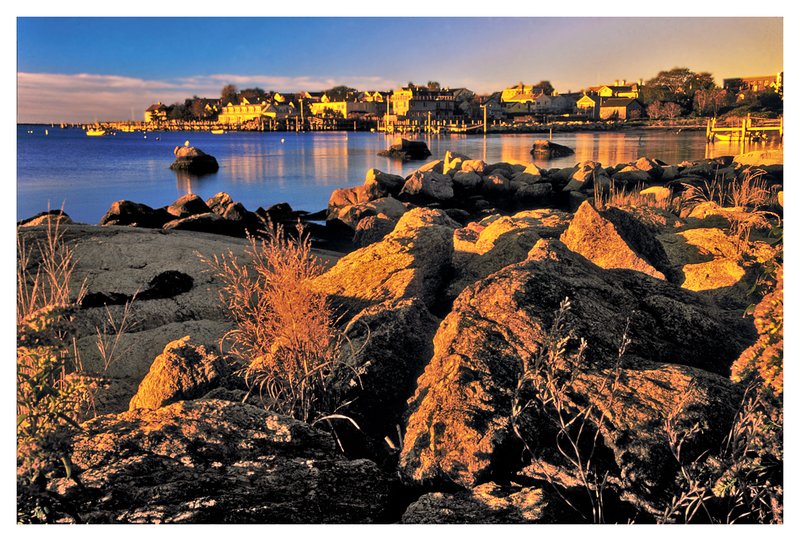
[203,225,355,424]
[594,179,685,215]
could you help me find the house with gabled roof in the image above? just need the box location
[599,97,644,120]
[144,102,168,122]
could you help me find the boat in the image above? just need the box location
[211,129,225,134]
[712,132,736,141]
[86,128,106,137]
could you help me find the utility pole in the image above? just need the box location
[480,104,487,135]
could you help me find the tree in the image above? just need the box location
[693,88,727,116]
[646,101,663,119]
[167,102,190,121]
[641,67,716,115]
[220,84,238,105]
[533,80,555,95]
[324,85,357,101]
[661,102,681,120]
[426,81,441,91]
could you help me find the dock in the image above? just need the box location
[706,114,783,142]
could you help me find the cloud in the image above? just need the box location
[17,72,400,123]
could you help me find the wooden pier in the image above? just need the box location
[706,114,783,142]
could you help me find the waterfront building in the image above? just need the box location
[599,97,645,120]
[576,94,602,118]
[218,96,270,124]
[390,86,456,121]
[500,83,545,104]
[144,102,168,122]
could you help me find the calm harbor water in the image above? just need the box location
[17,125,782,223]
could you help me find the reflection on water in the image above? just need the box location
[18,125,782,223]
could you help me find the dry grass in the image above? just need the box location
[17,216,90,489]
[511,298,628,524]
[203,224,357,425]
[593,179,687,215]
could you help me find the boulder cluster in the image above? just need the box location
[24,148,782,524]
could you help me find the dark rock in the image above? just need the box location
[530,139,575,159]
[353,214,396,247]
[163,212,247,237]
[138,270,194,301]
[365,168,406,199]
[167,194,211,219]
[169,146,219,175]
[99,200,172,229]
[18,210,73,227]
[400,170,455,202]
[378,138,431,161]
[53,399,391,523]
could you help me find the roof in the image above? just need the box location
[600,97,641,107]
[145,102,167,112]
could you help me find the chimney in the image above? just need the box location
[622,79,626,85]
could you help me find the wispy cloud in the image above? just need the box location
[17,72,400,123]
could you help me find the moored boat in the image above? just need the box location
[86,128,106,137]
[211,129,225,134]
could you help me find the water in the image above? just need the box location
[17,125,781,223]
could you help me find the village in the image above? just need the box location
[79,70,784,135]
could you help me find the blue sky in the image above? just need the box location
[17,17,784,122]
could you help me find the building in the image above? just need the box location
[218,96,269,124]
[723,73,783,96]
[390,86,456,121]
[144,102,168,122]
[576,94,602,118]
[585,80,641,99]
[500,83,545,104]
[599,97,645,120]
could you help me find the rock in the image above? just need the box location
[401,238,747,496]
[562,161,608,192]
[483,162,515,177]
[415,159,445,175]
[128,337,231,410]
[560,201,674,281]
[169,146,219,175]
[613,165,652,186]
[461,159,487,174]
[516,182,553,203]
[733,149,783,167]
[634,157,664,179]
[364,168,405,199]
[658,228,753,307]
[353,214,396,247]
[328,195,407,231]
[639,186,672,203]
[99,200,172,229]
[400,170,455,202]
[81,270,194,308]
[402,482,569,524]
[482,172,512,195]
[328,186,370,213]
[660,165,680,181]
[378,138,431,161]
[205,192,234,215]
[53,400,390,523]
[313,208,458,316]
[452,171,483,191]
[163,212,247,237]
[443,151,471,175]
[530,139,575,159]
[18,210,74,227]
[338,298,440,446]
[167,194,212,219]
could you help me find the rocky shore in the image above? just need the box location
[17,147,783,523]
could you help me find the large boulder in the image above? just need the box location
[612,165,652,186]
[166,194,211,219]
[378,138,431,161]
[353,213,397,247]
[562,161,609,193]
[560,201,674,281]
[328,195,407,231]
[128,336,232,411]
[162,212,248,237]
[19,210,74,227]
[99,200,172,229]
[52,399,391,523]
[530,139,575,159]
[313,208,459,316]
[338,298,440,447]
[364,168,405,199]
[400,239,747,512]
[400,170,455,202]
[170,146,219,175]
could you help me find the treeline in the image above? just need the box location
[639,67,782,119]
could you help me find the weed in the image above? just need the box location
[511,298,628,523]
[203,224,359,426]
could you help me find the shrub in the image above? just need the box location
[17,217,89,492]
[203,225,355,425]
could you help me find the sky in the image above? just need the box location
[16,16,784,123]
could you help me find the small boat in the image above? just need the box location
[86,128,106,137]
[712,132,735,141]
[211,129,225,134]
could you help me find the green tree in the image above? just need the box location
[641,67,716,116]
[533,80,555,95]
[426,81,441,91]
